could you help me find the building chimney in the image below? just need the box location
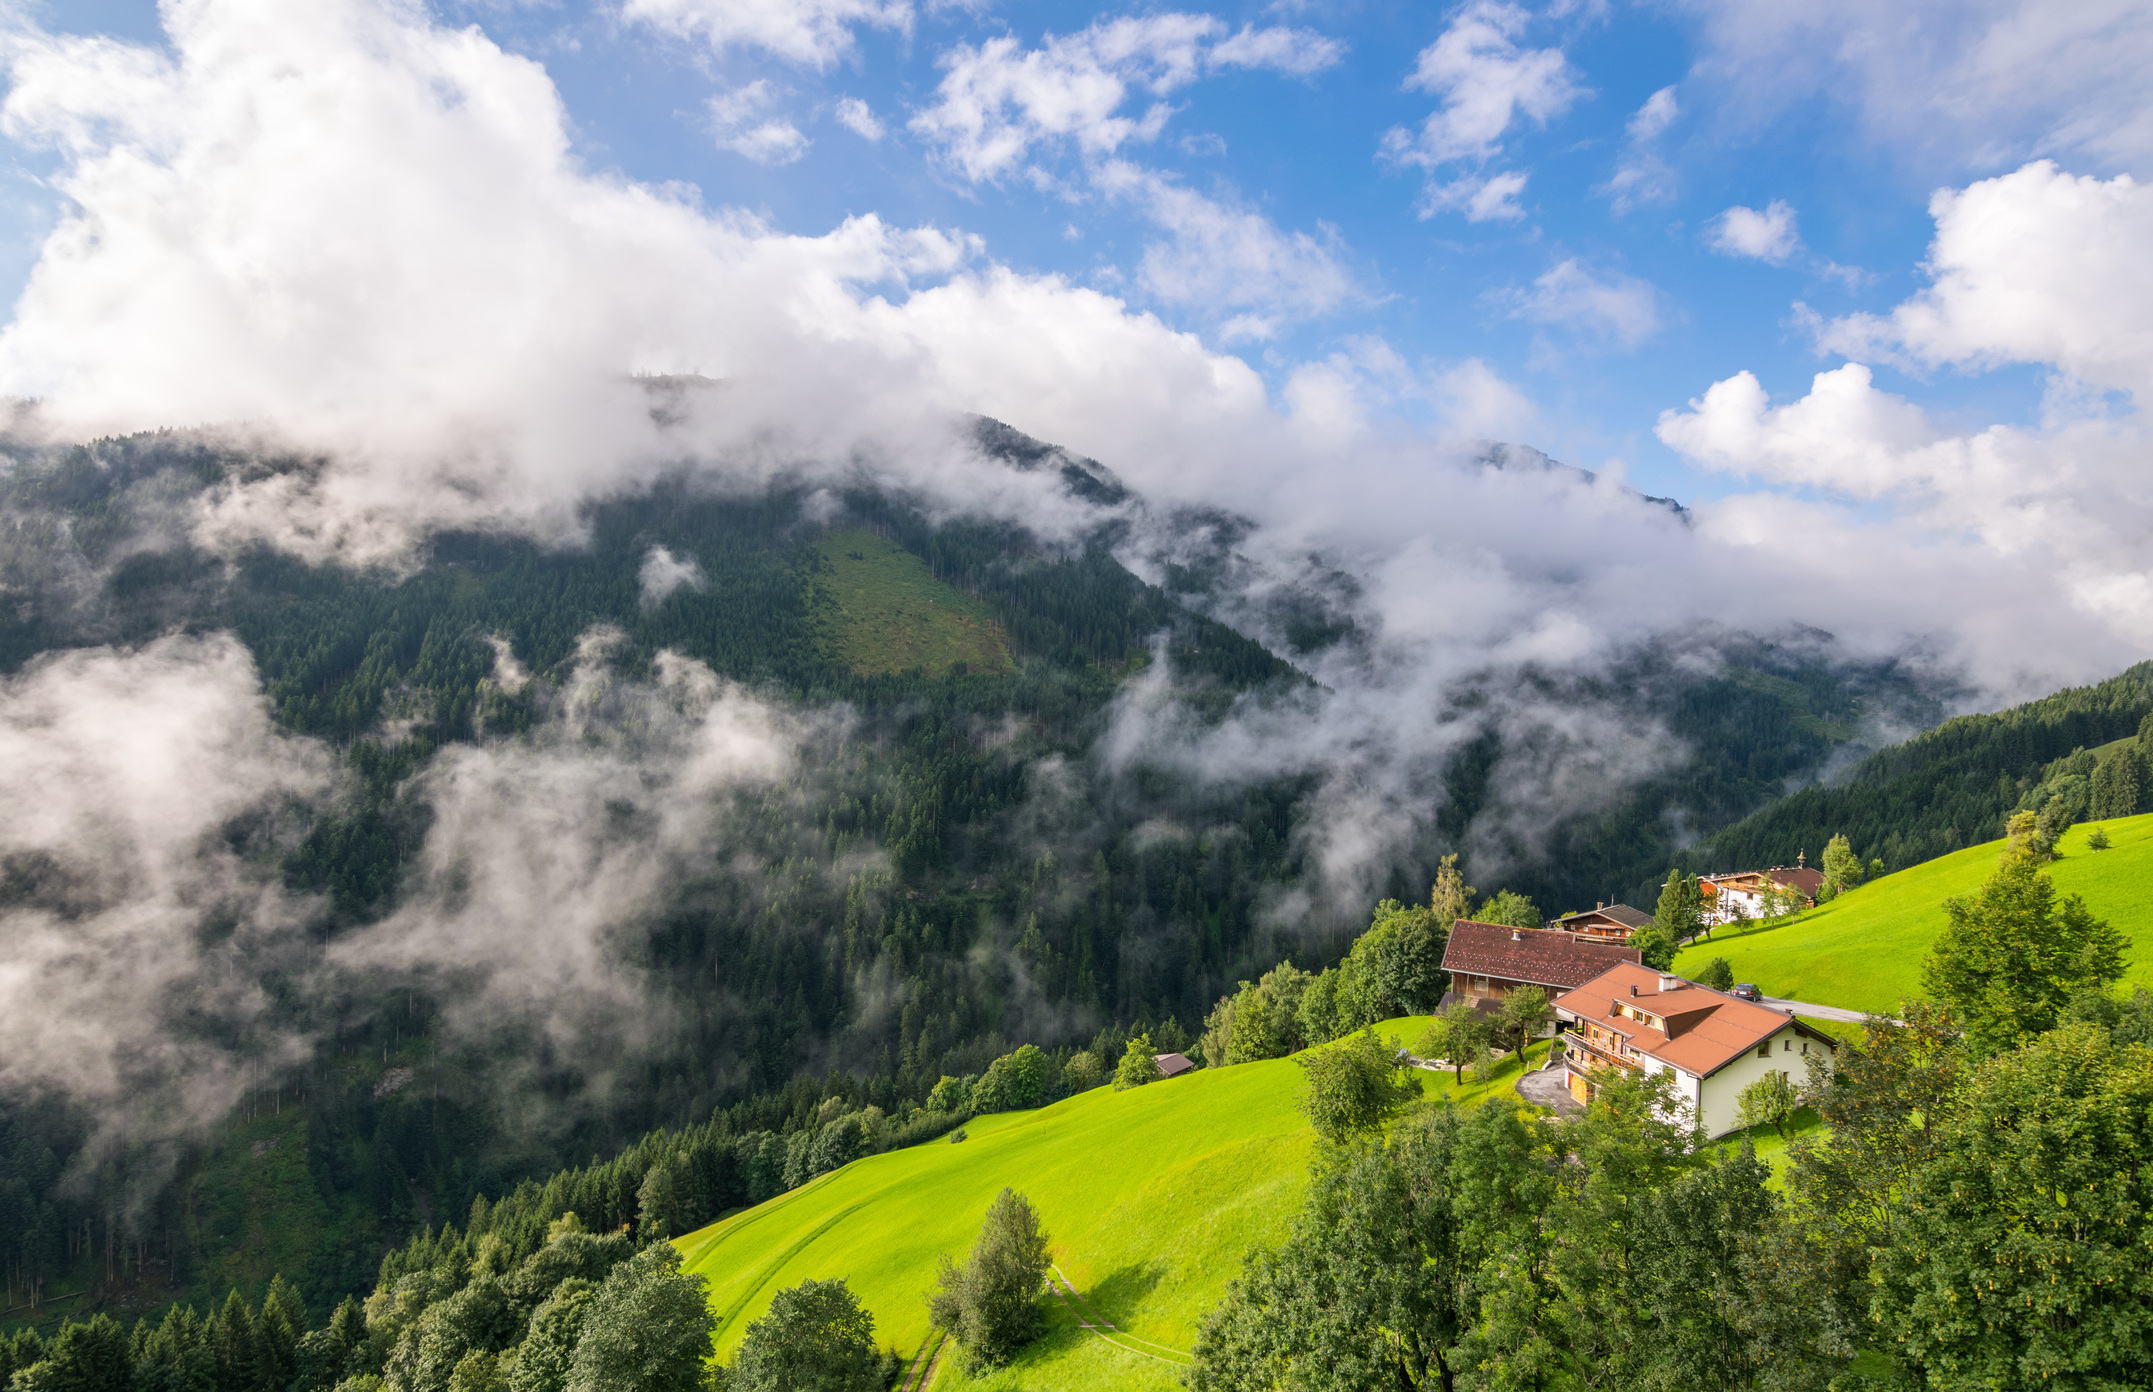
[1629,984,1639,997]
[1658,973,1681,991]
[1511,929,1521,941]
[1596,901,1603,911]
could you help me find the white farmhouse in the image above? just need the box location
[1554,963,1839,1137]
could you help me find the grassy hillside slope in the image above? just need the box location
[676,1017,1556,1390]
[809,530,1015,677]
[1675,812,2153,1014]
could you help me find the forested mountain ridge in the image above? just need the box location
[0,423,1943,1328]
[1671,658,2153,893]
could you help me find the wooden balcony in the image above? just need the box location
[1562,1029,1640,1075]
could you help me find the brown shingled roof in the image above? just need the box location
[1441,920,1643,991]
[1550,903,1653,931]
[1769,867,1826,898]
[1555,963,1839,1079]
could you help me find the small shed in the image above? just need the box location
[1153,1052,1196,1079]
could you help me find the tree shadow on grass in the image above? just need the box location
[1076,1261,1165,1326]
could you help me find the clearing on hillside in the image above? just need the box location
[1674,811,2153,1015]
[810,530,1014,677]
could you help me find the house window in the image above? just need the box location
[1784,1039,1794,1052]
[1755,1044,1770,1059]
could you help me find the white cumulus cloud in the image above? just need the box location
[910,14,1343,183]
[708,81,811,164]
[1500,259,1662,349]
[834,96,885,141]
[1707,200,1801,263]
[1816,161,2153,399]
[1603,85,1679,212]
[1382,1,1582,220]
[1096,162,1358,339]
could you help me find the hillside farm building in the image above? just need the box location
[1698,863,1826,927]
[1545,902,1653,943]
[1153,1052,1195,1079]
[1555,963,1839,1136]
[1439,920,1644,1025]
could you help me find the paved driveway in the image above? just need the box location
[1759,995,1872,1024]
[1515,1058,1583,1116]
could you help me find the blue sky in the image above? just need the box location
[2,0,2152,702]
[4,0,2098,503]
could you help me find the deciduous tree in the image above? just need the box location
[1818,834,1863,895]
[729,1278,883,1392]
[928,1190,1051,1372]
[1871,1024,2153,1388]
[1495,986,1550,1058]
[1113,1033,1162,1090]
[1735,1070,1798,1140]
[1923,851,2127,1055]
[1417,1003,1492,1086]
[1297,1030,1421,1145]
[564,1243,715,1392]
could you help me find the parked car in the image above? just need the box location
[1731,983,1763,1002]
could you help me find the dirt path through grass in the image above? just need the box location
[900,1329,948,1392]
[1047,1264,1194,1368]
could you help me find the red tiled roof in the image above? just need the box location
[1441,920,1643,991]
[1555,963,1838,1078]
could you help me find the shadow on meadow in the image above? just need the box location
[1079,1260,1167,1329]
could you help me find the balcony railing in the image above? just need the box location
[1562,1029,1640,1073]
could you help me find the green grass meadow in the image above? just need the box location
[810,531,1014,678]
[1674,811,2153,1015]
[678,1017,1566,1387]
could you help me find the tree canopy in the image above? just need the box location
[1923,847,2128,1055]
[928,1190,1052,1372]
[727,1278,885,1392]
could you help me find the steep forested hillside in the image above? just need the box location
[1669,660,2153,892]
[0,425,1942,1329]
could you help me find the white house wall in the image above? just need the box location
[1696,1024,1830,1137]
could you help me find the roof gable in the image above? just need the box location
[1551,903,1652,931]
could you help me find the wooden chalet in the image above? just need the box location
[1555,963,1839,1136]
[1547,901,1653,943]
[1440,920,1644,1023]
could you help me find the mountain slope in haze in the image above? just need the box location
[0,421,1944,1326]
